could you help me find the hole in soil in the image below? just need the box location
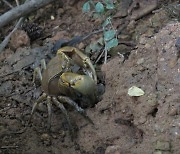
[114,118,133,126]
[123,51,131,60]
[150,107,158,117]
[114,118,144,143]
[95,146,106,154]
[79,69,105,109]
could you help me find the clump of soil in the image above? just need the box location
[78,21,179,154]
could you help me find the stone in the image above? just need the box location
[10,30,30,49]
[78,42,85,49]
[105,145,121,154]
[155,141,170,151]
[154,151,163,154]
[41,133,51,146]
[137,58,144,65]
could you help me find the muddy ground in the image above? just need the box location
[0,0,180,154]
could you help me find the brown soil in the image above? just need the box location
[0,1,179,154]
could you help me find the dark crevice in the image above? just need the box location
[114,118,133,126]
[114,118,144,143]
[150,107,158,117]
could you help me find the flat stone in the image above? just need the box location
[155,141,170,151]
[137,58,144,65]
[154,151,163,154]
[105,145,121,154]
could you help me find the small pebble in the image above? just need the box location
[105,145,121,154]
[154,151,162,154]
[57,8,64,14]
[78,42,85,49]
[138,116,147,124]
[51,15,55,20]
[137,58,144,65]
[155,141,170,151]
[41,133,51,146]
[169,107,177,116]
[145,43,151,49]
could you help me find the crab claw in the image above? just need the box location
[57,46,97,84]
[59,72,97,104]
[82,57,97,84]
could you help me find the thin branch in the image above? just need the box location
[104,41,108,64]
[1,145,19,149]
[0,17,24,52]
[0,0,56,29]
[0,0,57,52]
[104,48,107,64]
[15,0,20,6]
[2,0,14,9]
[94,49,105,64]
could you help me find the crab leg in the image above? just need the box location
[82,57,97,84]
[28,93,47,124]
[33,67,42,82]
[41,59,47,70]
[52,97,75,140]
[47,96,52,130]
[58,96,94,125]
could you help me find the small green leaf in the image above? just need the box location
[89,43,102,52]
[93,13,101,19]
[85,45,91,53]
[82,2,90,12]
[97,37,104,45]
[95,2,104,13]
[105,0,111,3]
[106,38,118,50]
[106,2,115,9]
[104,30,116,41]
[102,17,111,27]
[128,86,145,96]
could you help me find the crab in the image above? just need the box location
[29,46,97,138]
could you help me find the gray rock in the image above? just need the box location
[155,141,170,151]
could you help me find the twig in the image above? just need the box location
[104,40,108,64]
[15,0,20,6]
[119,40,136,47]
[0,62,33,77]
[94,49,105,64]
[0,17,24,52]
[10,127,27,135]
[2,0,14,9]
[0,0,56,29]
[81,29,104,41]
[0,0,28,52]
[52,28,103,52]
[104,48,107,64]
[1,145,19,149]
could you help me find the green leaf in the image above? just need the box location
[105,0,111,2]
[106,38,118,50]
[93,13,101,19]
[85,45,91,54]
[128,86,145,96]
[104,30,116,41]
[104,0,115,9]
[82,2,90,12]
[95,2,104,13]
[97,37,104,45]
[105,2,115,9]
[102,17,111,27]
[89,43,102,52]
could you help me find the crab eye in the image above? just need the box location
[61,79,71,87]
